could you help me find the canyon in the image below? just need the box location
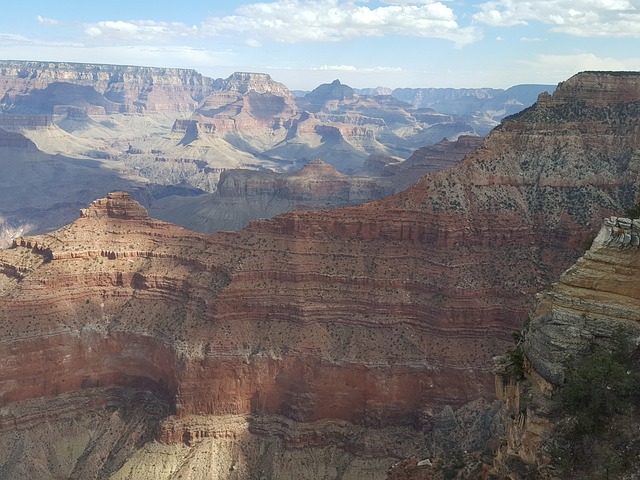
[147,136,484,233]
[0,71,638,478]
[0,60,550,246]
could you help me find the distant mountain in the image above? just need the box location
[392,84,556,134]
[304,79,356,108]
[354,86,393,96]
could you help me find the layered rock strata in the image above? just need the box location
[0,60,216,112]
[494,215,640,477]
[0,59,548,239]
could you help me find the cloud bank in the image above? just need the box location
[79,0,481,47]
[474,0,640,37]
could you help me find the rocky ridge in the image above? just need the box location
[0,60,216,112]
[147,144,483,234]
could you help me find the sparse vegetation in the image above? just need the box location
[624,202,640,219]
[545,330,640,478]
[505,331,526,380]
[437,450,466,479]
[559,331,638,435]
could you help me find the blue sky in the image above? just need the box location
[0,0,638,90]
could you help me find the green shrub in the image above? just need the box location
[624,203,640,219]
[559,332,638,434]
[505,331,526,380]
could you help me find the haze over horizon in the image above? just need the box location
[0,0,638,90]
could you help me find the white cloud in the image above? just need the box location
[66,1,483,48]
[380,0,441,4]
[317,64,358,71]
[36,15,59,25]
[201,0,482,47]
[520,36,543,41]
[83,20,198,42]
[474,0,640,37]
[315,64,403,72]
[0,33,34,44]
[245,38,263,47]
[0,36,234,72]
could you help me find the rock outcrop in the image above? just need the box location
[494,214,640,478]
[80,191,151,220]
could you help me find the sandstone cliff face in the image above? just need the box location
[525,216,640,385]
[0,72,639,478]
[493,215,640,479]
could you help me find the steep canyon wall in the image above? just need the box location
[0,72,639,478]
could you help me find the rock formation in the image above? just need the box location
[0,60,216,112]
[0,71,638,478]
[147,135,482,235]
[377,136,485,191]
[494,213,640,479]
[305,79,357,110]
[176,73,484,174]
[147,159,393,233]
